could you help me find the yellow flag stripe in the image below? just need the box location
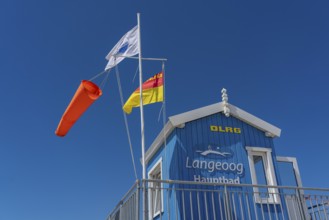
[123,85,163,114]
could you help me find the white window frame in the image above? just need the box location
[276,156,303,188]
[148,158,163,218]
[246,147,280,204]
[276,156,308,219]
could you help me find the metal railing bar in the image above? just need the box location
[259,192,265,220]
[244,192,252,220]
[129,195,131,220]
[143,179,329,192]
[136,186,140,220]
[197,191,201,220]
[298,190,308,220]
[167,188,170,220]
[297,193,306,220]
[218,191,224,220]
[152,188,158,218]
[278,192,285,220]
[129,198,132,220]
[316,196,324,220]
[174,189,178,220]
[133,195,136,220]
[181,191,186,220]
[273,193,280,220]
[266,192,272,220]
[159,190,163,220]
[171,191,178,220]
[231,192,237,220]
[309,195,316,220]
[252,191,259,220]
[211,191,216,220]
[158,187,223,193]
[119,202,123,220]
[204,191,209,220]
[125,200,128,220]
[190,191,194,220]
[321,196,328,220]
[238,192,245,220]
[224,185,230,220]
[285,195,292,220]
[295,189,306,220]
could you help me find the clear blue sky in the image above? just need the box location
[1,0,329,219]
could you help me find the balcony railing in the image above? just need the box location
[107,179,329,220]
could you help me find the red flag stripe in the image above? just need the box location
[134,72,163,92]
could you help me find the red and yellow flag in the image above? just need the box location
[123,72,164,114]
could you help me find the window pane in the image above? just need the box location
[154,187,161,213]
[253,155,268,198]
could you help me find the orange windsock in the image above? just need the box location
[55,80,102,137]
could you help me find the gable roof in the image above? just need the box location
[145,102,281,164]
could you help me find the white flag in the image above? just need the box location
[105,26,139,70]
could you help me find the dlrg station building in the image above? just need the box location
[108,101,329,220]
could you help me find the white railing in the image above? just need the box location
[107,179,329,220]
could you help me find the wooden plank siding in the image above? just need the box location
[147,112,288,220]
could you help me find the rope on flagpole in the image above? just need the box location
[100,70,110,90]
[115,62,138,180]
[89,69,109,81]
[157,105,164,122]
[132,65,139,83]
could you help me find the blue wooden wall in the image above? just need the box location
[147,112,287,220]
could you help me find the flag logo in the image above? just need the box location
[117,42,129,54]
[105,26,139,70]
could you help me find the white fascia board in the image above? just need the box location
[169,103,224,127]
[170,102,281,137]
[145,102,281,165]
[228,104,281,137]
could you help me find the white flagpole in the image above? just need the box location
[137,13,147,220]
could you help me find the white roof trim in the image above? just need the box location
[228,103,281,137]
[145,102,281,164]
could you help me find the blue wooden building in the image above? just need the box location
[109,101,328,220]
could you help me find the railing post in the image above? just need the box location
[136,180,140,220]
[119,201,123,220]
[143,179,148,220]
[224,184,231,220]
[295,187,307,220]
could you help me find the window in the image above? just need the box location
[246,147,280,204]
[148,158,163,218]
